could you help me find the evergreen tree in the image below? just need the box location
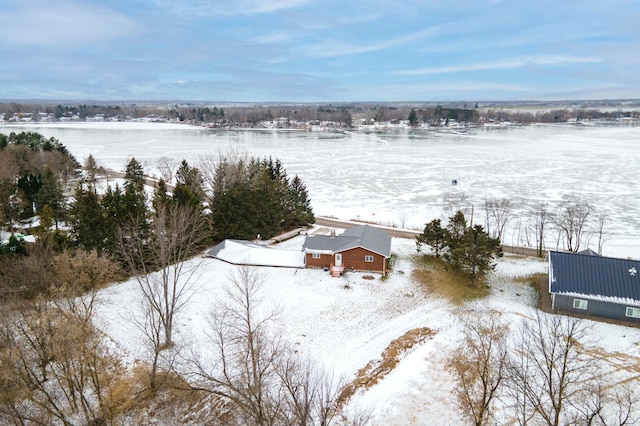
[416,218,446,255]
[447,211,468,244]
[69,185,106,251]
[124,157,145,192]
[101,184,126,254]
[35,166,65,229]
[408,108,418,126]
[173,160,204,209]
[210,155,314,240]
[122,158,148,224]
[448,224,502,285]
[285,175,314,227]
[17,173,41,217]
[152,178,172,213]
[85,154,98,183]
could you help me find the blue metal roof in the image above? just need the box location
[549,250,640,302]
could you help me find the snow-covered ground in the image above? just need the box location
[3,122,640,423]
[91,233,640,425]
[2,121,639,258]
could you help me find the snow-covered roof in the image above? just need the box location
[549,250,640,304]
[0,231,36,244]
[302,224,392,258]
[205,239,305,268]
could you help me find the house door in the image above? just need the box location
[335,253,342,267]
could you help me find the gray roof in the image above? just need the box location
[303,225,392,257]
[549,250,640,302]
[577,248,600,256]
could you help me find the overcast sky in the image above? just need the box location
[2,0,639,102]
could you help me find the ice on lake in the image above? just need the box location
[2,122,639,258]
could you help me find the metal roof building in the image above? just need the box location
[548,250,640,324]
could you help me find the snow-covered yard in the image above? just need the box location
[4,122,640,423]
[92,231,640,425]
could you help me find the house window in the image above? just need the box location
[364,255,374,263]
[573,299,588,310]
[625,307,640,318]
[312,253,321,259]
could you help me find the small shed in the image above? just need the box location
[302,225,392,276]
[548,250,640,324]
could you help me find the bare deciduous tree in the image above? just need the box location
[529,201,549,258]
[506,311,595,426]
[483,198,512,242]
[186,266,352,425]
[0,286,131,425]
[118,203,208,347]
[552,197,591,252]
[447,310,508,426]
[157,157,178,183]
[592,213,612,256]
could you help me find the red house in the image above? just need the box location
[302,225,392,276]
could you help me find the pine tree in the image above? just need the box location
[35,167,65,229]
[101,184,126,254]
[121,158,148,224]
[416,218,446,255]
[152,178,172,213]
[124,157,145,192]
[440,211,502,284]
[69,185,106,250]
[173,160,204,209]
[286,175,314,227]
[408,108,418,126]
[85,154,98,183]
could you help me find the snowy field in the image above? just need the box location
[2,121,640,258]
[92,234,640,425]
[2,122,640,423]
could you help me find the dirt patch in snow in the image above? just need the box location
[338,327,437,407]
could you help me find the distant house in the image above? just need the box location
[302,225,392,277]
[548,250,640,324]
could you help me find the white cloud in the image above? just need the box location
[392,55,603,76]
[304,27,438,59]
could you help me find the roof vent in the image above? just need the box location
[630,267,637,277]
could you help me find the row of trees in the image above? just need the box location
[440,193,608,257]
[416,210,503,284]
[1,133,324,423]
[1,132,315,297]
[449,310,638,426]
[4,101,638,130]
[0,263,365,425]
[0,132,79,233]
[209,155,314,240]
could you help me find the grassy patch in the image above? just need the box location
[514,272,547,308]
[338,327,437,407]
[411,254,489,304]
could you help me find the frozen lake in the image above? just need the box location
[2,122,639,258]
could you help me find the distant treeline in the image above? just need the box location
[1,101,638,127]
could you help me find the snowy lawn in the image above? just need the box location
[91,231,640,425]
